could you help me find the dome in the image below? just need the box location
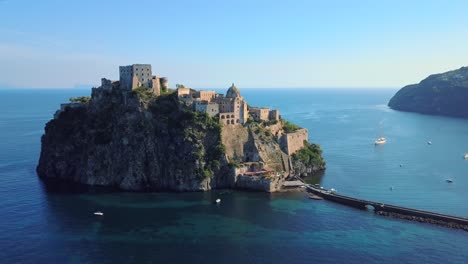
[226,83,240,98]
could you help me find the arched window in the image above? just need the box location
[236,119,239,123]
[221,115,225,119]
[231,114,234,118]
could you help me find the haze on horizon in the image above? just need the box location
[1,0,468,89]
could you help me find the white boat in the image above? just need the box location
[215,198,221,204]
[374,137,387,145]
[464,154,468,159]
[446,179,453,183]
[94,211,104,216]
[427,141,432,145]
[330,188,337,194]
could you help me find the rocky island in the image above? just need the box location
[388,66,468,118]
[37,64,325,192]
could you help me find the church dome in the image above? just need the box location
[226,83,240,98]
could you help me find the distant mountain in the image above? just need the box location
[388,67,468,118]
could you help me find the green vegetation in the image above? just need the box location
[264,119,278,126]
[133,86,156,102]
[148,95,225,179]
[69,96,91,103]
[175,84,185,88]
[282,119,300,133]
[246,116,256,124]
[228,160,240,168]
[388,66,468,118]
[292,141,325,168]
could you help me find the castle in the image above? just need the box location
[178,83,280,126]
[91,64,309,154]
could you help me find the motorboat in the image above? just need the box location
[215,198,221,204]
[464,154,468,159]
[94,211,104,216]
[330,188,337,194]
[446,179,453,183]
[374,137,386,145]
[427,141,432,145]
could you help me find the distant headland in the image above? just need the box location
[389,66,468,118]
[37,64,325,192]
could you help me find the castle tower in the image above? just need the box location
[119,64,153,90]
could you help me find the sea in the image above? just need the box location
[1,88,468,264]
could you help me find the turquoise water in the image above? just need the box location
[1,88,468,263]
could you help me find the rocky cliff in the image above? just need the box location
[37,85,325,192]
[388,67,468,118]
[37,87,233,191]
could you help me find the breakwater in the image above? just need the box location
[306,185,468,231]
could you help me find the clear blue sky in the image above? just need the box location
[1,0,468,88]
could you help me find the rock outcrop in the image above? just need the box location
[37,87,232,191]
[37,84,325,192]
[388,67,468,118]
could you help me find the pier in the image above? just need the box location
[300,180,468,231]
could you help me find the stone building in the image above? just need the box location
[181,83,249,126]
[194,101,220,117]
[269,109,280,121]
[249,107,280,122]
[215,84,248,125]
[119,64,153,89]
[177,87,192,97]
[118,64,167,95]
[194,90,217,101]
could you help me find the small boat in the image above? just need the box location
[446,179,453,183]
[215,198,221,204]
[374,137,386,145]
[329,188,337,194]
[389,186,394,191]
[427,141,432,145]
[94,211,104,216]
[464,154,468,159]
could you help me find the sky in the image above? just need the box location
[1,0,468,89]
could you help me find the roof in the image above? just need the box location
[226,83,241,98]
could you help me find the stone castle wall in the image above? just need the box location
[281,128,308,155]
